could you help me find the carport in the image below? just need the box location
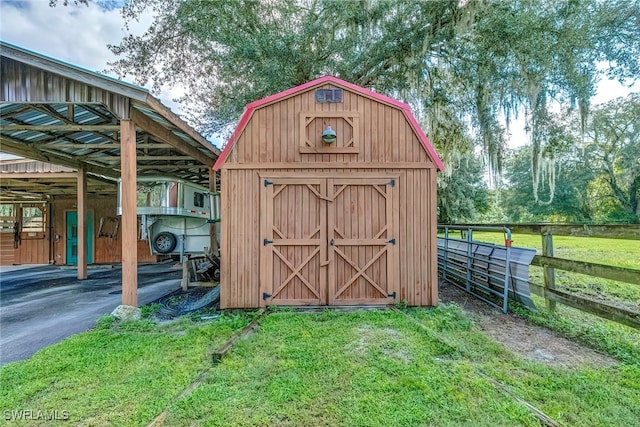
[0,41,219,307]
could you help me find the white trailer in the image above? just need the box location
[117,177,220,258]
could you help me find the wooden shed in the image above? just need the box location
[213,76,444,308]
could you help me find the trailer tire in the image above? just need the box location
[152,232,177,254]
[213,268,220,282]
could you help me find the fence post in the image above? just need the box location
[542,233,556,311]
[465,228,473,292]
[443,227,449,281]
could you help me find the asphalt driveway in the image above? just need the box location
[0,263,181,365]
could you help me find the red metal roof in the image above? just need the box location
[213,75,445,171]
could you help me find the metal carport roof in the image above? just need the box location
[0,41,220,197]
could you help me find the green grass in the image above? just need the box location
[0,313,254,426]
[161,308,639,427]
[2,307,639,426]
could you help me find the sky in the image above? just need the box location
[1,0,638,152]
[0,0,185,113]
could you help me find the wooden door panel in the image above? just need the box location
[328,178,397,305]
[261,178,327,305]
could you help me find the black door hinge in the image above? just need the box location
[387,179,395,187]
[264,180,273,187]
[388,238,396,245]
[262,292,272,300]
[264,239,273,245]
[388,292,396,299]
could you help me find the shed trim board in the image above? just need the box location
[217,77,442,308]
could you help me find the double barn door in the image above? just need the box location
[260,176,398,306]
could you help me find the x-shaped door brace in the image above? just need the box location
[271,246,321,299]
[333,245,389,298]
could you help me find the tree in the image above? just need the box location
[107,2,638,151]
[583,93,640,220]
[498,93,640,223]
[437,154,489,223]
[102,0,640,207]
[501,143,596,222]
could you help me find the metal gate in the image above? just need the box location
[437,225,536,313]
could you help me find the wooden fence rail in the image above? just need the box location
[442,223,640,329]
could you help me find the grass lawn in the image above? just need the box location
[2,306,639,426]
[160,307,639,427]
[0,313,254,426]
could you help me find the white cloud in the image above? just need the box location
[0,1,185,113]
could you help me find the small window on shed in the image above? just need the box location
[315,89,343,103]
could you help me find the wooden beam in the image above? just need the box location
[131,109,214,166]
[542,234,556,311]
[2,125,120,131]
[38,143,172,149]
[93,155,195,162]
[0,172,79,179]
[529,284,640,329]
[144,97,221,156]
[532,255,640,286]
[447,223,640,240]
[120,119,138,307]
[77,168,87,280]
[136,165,211,170]
[223,162,436,170]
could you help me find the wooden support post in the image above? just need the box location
[542,233,556,311]
[77,168,87,280]
[209,169,219,256]
[181,256,190,291]
[121,119,138,307]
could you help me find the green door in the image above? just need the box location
[66,211,93,265]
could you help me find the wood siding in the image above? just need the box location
[220,168,438,308]
[220,82,439,308]
[0,233,15,265]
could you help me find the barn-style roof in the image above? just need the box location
[213,75,444,171]
[0,41,219,201]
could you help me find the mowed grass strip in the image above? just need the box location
[2,307,638,426]
[0,314,253,426]
[165,309,536,426]
[407,306,640,426]
[163,307,636,427]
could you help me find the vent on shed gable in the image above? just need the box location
[315,89,343,103]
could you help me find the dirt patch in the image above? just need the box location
[438,281,618,368]
[352,324,413,363]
